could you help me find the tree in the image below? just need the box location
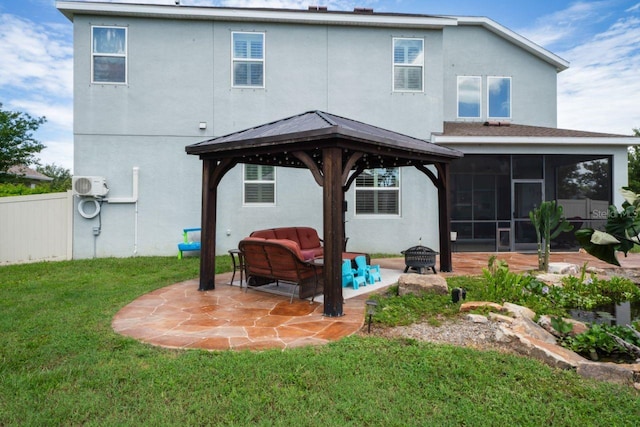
[529,201,573,271]
[0,103,46,181]
[628,128,640,193]
[37,163,72,192]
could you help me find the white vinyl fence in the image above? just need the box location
[0,191,73,265]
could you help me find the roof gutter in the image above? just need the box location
[432,135,639,146]
[55,1,457,29]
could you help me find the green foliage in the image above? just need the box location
[3,258,640,425]
[529,201,573,271]
[553,274,640,310]
[564,323,640,360]
[0,182,53,197]
[37,163,72,191]
[576,187,640,265]
[0,103,46,179]
[550,316,574,336]
[368,286,460,327]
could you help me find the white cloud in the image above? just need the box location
[521,1,615,50]
[516,1,640,135]
[557,14,640,134]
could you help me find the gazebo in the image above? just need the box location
[185,111,463,317]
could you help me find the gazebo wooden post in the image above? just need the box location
[198,158,237,291]
[322,146,344,317]
[437,163,453,272]
[199,159,217,291]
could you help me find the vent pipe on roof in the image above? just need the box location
[308,5,328,11]
[354,7,374,13]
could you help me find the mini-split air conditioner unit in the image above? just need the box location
[72,176,109,197]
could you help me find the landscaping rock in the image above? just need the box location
[503,302,535,320]
[536,273,566,286]
[547,262,578,275]
[459,301,503,312]
[538,315,588,337]
[397,273,448,296]
[489,312,515,324]
[466,314,489,324]
[576,362,634,386]
[511,317,557,345]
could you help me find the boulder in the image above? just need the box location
[397,273,448,296]
[459,301,503,312]
[538,315,589,337]
[510,317,557,345]
[503,302,536,320]
[466,314,489,324]
[576,362,634,386]
[547,262,578,275]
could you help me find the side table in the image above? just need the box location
[228,249,245,288]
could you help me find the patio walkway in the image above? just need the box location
[112,252,640,351]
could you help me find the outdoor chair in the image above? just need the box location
[177,227,201,259]
[342,259,366,290]
[355,255,381,284]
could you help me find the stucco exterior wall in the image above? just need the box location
[70,9,618,259]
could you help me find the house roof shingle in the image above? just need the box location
[441,122,631,138]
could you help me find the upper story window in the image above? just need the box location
[488,76,511,119]
[393,38,423,92]
[457,76,481,118]
[92,26,127,84]
[355,168,400,215]
[243,164,275,205]
[232,32,265,88]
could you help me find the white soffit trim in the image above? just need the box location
[453,16,569,72]
[432,136,639,146]
[56,1,458,29]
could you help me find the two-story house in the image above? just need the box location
[57,1,636,261]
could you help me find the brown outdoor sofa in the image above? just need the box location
[238,237,323,300]
[240,226,369,300]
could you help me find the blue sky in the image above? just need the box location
[1,0,639,171]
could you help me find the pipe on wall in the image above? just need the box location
[106,167,140,256]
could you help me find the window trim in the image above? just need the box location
[354,168,401,217]
[392,37,424,93]
[231,31,266,89]
[487,76,512,119]
[91,25,128,85]
[242,164,276,206]
[457,75,482,119]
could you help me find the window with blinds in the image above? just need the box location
[393,38,423,92]
[244,164,275,205]
[232,32,265,88]
[355,168,400,215]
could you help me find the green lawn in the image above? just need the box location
[1,257,638,426]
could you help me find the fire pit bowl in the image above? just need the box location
[401,245,438,274]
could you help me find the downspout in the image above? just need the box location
[105,167,139,255]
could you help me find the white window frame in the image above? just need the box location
[392,37,424,93]
[243,164,276,206]
[91,25,127,85]
[487,76,512,119]
[354,168,401,217]
[232,31,265,89]
[457,76,482,119]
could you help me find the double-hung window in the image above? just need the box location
[243,164,275,205]
[232,32,265,88]
[488,76,511,119]
[457,76,481,118]
[92,26,127,84]
[355,168,400,215]
[393,38,423,92]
